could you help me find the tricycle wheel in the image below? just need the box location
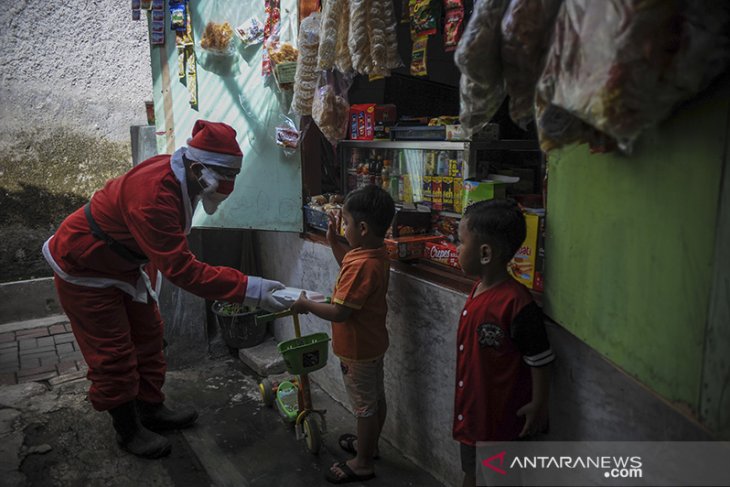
[303,416,321,455]
[259,378,275,407]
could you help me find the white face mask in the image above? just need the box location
[197,167,220,195]
[202,191,229,215]
[196,167,231,215]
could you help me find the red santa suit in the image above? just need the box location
[43,143,248,411]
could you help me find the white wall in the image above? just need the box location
[0,0,152,146]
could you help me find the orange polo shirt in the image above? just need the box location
[331,246,390,361]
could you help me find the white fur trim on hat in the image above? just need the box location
[184,144,242,169]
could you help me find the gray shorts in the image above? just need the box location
[340,357,385,418]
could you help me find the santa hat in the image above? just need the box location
[185,120,243,169]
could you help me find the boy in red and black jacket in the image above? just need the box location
[454,199,555,487]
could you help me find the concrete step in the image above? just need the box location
[237,337,286,376]
[0,314,68,334]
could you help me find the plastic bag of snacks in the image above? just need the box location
[292,12,321,116]
[266,10,299,89]
[275,115,300,156]
[312,70,352,146]
[454,0,509,136]
[535,0,730,154]
[200,21,235,56]
[500,0,561,129]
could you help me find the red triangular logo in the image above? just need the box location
[482,451,507,475]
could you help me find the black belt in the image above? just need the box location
[84,201,149,265]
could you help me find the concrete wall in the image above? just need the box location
[255,231,712,486]
[0,1,153,283]
[0,0,152,147]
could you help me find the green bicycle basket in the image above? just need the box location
[277,333,331,375]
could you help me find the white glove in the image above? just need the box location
[244,276,288,312]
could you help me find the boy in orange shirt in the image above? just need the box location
[292,185,395,484]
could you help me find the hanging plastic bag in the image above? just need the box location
[275,115,300,156]
[535,0,730,153]
[368,0,388,76]
[383,0,403,71]
[318,0,342,70]
[198,0,239,56]
[334,0,353,73]
[266,8,299,90]
[349,0,372,75]
[199,21,235,56]
[459,76,493,139]
[454,0,509,135]
[500,0,562,129]
[312,70,353,147]
[262,0,281,75]
[292,12,321,116]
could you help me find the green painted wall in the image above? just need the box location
[544,81,729,414]
[149,0,302,232]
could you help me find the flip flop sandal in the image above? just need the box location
[338,433,380,459]
[325,461,376,484]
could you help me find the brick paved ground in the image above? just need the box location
[0,321,87,385]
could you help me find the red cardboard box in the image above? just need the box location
[349,104,376,140]
[385,235,442,261]
[375,104,397,124]
[424,240,461,270]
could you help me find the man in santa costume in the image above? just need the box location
[42,120,287,459]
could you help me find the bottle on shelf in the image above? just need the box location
[437,150,449,176]
[382,158,391,191]
[389,151,400,201]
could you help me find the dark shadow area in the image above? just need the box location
[0,183,86,282]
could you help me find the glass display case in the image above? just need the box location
[340,140,476,215]
[322,138,545,290]
[338,139,542,217]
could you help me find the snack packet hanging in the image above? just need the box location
[410,36,428,77]
[275,115,300,156]
[235,17,265,46]
[292,12,321,116]
[443,0,464,52]
[312,70,352,147]
[501,0,561,128]
[262,0,281,75]
[200,21,235,55]
[409,0,437,37]
[169,0,186,32]
[535,0,730,154]
[266,9,299,90]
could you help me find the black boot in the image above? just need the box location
[137,400,198,432]
[108,401,172,459]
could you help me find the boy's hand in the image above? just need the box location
[516,401,549,438]
[290,291,310,315]
[326,211,340,246]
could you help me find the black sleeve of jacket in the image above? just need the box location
[510,301,555,367]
